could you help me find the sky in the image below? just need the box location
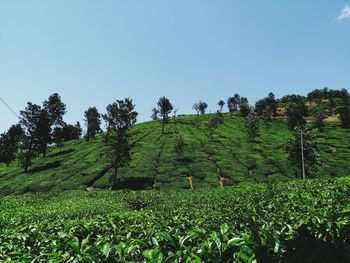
[0,0,349,133]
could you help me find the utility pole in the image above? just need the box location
[300,129,305,180]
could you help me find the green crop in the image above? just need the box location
[1,177,349,262]
[1,114,350,195]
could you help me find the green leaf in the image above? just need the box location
[220,224,229,235]
[102,243,111,258]
[67,238,79,253]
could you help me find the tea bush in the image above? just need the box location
[1,177,350,262]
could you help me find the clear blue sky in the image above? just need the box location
[1,0,349,132]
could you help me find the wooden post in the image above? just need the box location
[218,176,225,188]
[187,175,193,190]
[152,179,157,190]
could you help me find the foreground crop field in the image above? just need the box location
[1,177,350,262]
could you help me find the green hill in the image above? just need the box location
[0,113,349,195]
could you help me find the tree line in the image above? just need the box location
[0,94,82,171]
[1,88,350,183]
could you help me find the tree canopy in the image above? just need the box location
[104,98,138,188]
[156,97,173,133]
[84,107,102,141]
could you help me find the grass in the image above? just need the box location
[0,113,350,195]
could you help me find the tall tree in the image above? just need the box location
[104,98,138,132]
[262,105,274,124]
[0,133,11,166]
[192,103,200,115]
[104,98,138,189]
[151,107,159,120]
[227,96,239,112]
[341,88,350,106]
[53,122,82,148]
[18,135,36,173]
[19,103,43,172]
[198,101,208,114]
[337,106,350,128]
[286,99,308,131]
[84,107,101,141]
[43,93,66,127]
[268,92,277,109]
[103,103,117,142]
[7,124,23,141]
[218,100,225,113]
[239,99,251,118]
[52,127,64,149]
[157,97,173,134]
[255,92,277,117]
[43,93,66,151]
[36,109,51,157]
[0,124,23,166]
[234,93,242,104]
[307,87,349,101]
[313,112,326,132]
[244,112,260,142]
[73,122,83,139]
[285,127,319,178]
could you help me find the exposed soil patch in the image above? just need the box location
[325,115,339,122]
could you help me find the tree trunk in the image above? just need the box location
[162,117,165,134]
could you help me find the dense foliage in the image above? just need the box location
[0,178,349,262]
[307,88,349,100]
[103,98,138,188]
[285,99,308,131]
[337,106,350,128]
[0,124,23,166]
[254,93,277,117]
[84,107,102,142]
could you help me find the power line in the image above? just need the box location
[0,96,20,119]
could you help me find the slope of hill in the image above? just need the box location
[0,113,349,195]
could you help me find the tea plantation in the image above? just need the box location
[1,177,350,262]
[1,113,350,261]
[0,113,350,194]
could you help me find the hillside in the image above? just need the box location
[0,113,350,195]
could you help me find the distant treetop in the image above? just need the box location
[307,88,349,100]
